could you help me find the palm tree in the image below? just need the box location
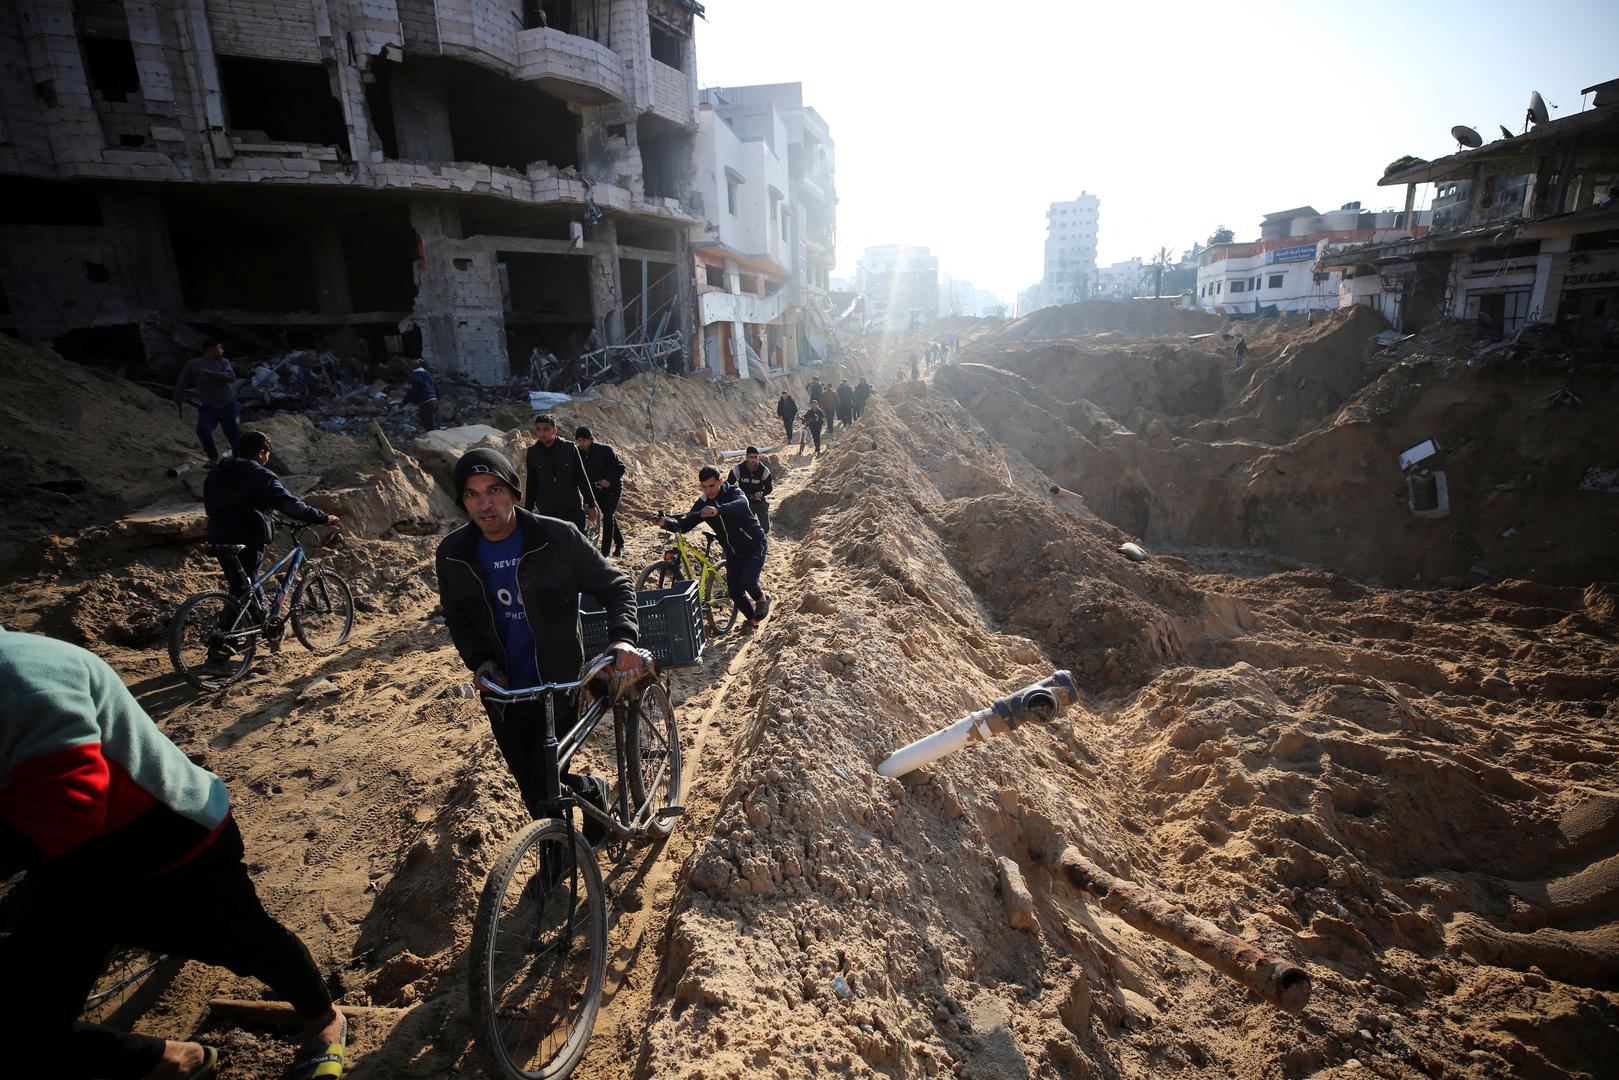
[1150,246,1176,299]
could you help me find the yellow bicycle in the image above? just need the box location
[634,524,737,634]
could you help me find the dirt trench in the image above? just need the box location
[2,322,1617,1079]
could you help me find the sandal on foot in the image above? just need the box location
[184,1045,219,1080]
[290,1014,347,1079]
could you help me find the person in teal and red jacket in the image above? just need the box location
[0,627,347,1079]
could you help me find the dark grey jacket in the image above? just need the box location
[435,510,637,699]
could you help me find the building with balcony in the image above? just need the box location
[0,0,706,381]
[857,244,938,330]
[1319,79,1619,341]
[1195,204,1430,317]
[698,82,838,366]
[688,88,795,377]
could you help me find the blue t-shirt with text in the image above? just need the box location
[478,531,539,688]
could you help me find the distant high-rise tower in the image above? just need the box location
[1040,193,1100,306]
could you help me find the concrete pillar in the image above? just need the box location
[409,197,461,369]
[390,62,454,161]
[672,229,694,375]
[589,216,625,345]
[309,222,354,315]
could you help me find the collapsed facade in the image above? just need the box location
[0,0,705,382]
[1321,79,1619,340]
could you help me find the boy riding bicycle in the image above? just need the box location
[435,449,641,827]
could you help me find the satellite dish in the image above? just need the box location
[1499,125,1516,140]
[1527,91,1550,128]
[1451,125,1483,149]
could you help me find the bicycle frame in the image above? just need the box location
[479,655,667,844]
[656,531,724,601]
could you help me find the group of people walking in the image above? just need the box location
[774,375,871,454]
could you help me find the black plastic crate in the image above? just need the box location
[580,580,705,669]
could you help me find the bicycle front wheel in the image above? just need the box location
[470,819,607,1080]
[168,592,256,690]
[701,572,737,635]
[624,678,683,842]
[291,569,355,652]
[634,558,679,593]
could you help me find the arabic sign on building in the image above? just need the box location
[1268,244,1318,264]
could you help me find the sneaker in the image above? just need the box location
[755,595,771,621]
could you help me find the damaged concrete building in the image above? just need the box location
[0,0,705,382]
[1321,78,1619,340]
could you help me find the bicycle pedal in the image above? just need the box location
[654,805,686,820]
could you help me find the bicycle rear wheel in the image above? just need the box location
[624,678,682,842]
[168,592,256,690]
[701,572,737,635]
[291,569,355,652]
[469,819,607,1080]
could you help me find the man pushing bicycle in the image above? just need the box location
[650,466,770,629]
[435,448,641,825]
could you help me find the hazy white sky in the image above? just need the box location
[695,0,1619,301]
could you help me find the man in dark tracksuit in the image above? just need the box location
[853,377,873,419]
[815,385,839,441]
[835,379,855,429]
[203,430,339,640]
[575,426,627,558]
[776,391,798,442]
[727,446,774,535]
[801,401,825,454]
[524,413,598,531]
[436,448,640,824]
[402,364,439,429]
[653,467,770,627]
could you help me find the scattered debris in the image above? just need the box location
[1579,466,1619,494]
[1398,438,1441,471]
[1118,542,1149,562]
[297,677,342,701]
[1407,469,1450,519]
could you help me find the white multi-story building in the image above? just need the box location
[857,245,939,330]
[1096,257,1144,299]
[1195,204,1432,316]
[690,88,796,377]
[1040,193,1100,306]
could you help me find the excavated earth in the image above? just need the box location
[1,303,1616,1079]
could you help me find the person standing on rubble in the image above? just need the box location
[815,383,840,441]
[853,377,872,420]
[650,466,769,628]
[727,446,774,534]
[801,399,825,454]
[402,363,439,430]
[1234,336,1248,362]
[776,390,798,442]
[911,354,920,381]
[523,414,599,533]
[0,627,349,1080]
[575,426,626,558]
[835,379,855,429]
[174,340,241,468]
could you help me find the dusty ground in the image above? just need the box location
[1,304,1616,1078]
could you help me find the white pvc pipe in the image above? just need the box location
[878,713,991,777]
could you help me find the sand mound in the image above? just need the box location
[1002,299,1222,340]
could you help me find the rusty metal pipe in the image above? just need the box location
[1058,846,1312,1012]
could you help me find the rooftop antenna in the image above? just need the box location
[1498,124,1516,140]
[1526,90,1551,132]
[1451,125,1483,150]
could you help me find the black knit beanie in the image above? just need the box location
[453,447,522,506]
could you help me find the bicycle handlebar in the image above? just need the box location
[477,649,653,703]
